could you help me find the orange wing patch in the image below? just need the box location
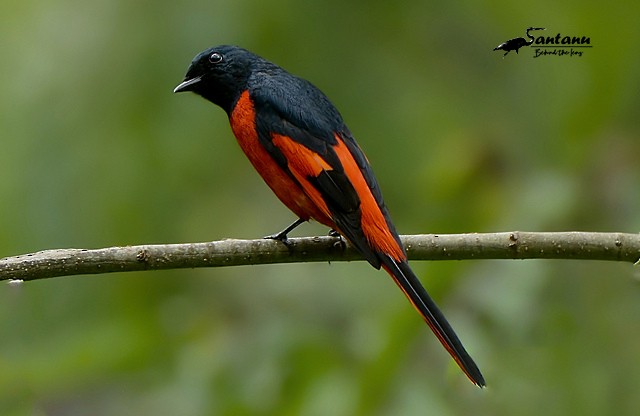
[271,133,334,224]
[271,134,333,176]
[272,130,405,263]
[331,136,406,262]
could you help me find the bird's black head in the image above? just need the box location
[174,45,263,114]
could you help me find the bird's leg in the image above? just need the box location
[264,218,306,245]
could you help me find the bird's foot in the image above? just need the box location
[263,218,307,248]
[328,230,346,250]
[264,230,292,247]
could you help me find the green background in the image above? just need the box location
[2,0,639,414]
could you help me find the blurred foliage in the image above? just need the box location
[1,0,640,414]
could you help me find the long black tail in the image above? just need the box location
[380,255,485,387]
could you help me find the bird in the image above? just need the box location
[494,27,545,57]
[174,45,485,387]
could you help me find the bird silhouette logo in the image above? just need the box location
[494,27,546,58]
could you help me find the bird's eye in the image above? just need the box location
[208,52,223,64]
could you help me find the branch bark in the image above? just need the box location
[1,232,639,282]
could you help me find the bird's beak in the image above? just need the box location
[173,76,202,93]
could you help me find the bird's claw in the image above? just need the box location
[329,231,346,250]
[263,218,307,249]
[264,231,292,247]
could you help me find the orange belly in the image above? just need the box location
[229,90,334,228]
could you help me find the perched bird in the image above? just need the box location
[494,27,545,57]
[174,45,485,387]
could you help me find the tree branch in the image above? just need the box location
[1,232,639,282]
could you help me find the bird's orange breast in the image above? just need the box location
[229,90,334,227]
